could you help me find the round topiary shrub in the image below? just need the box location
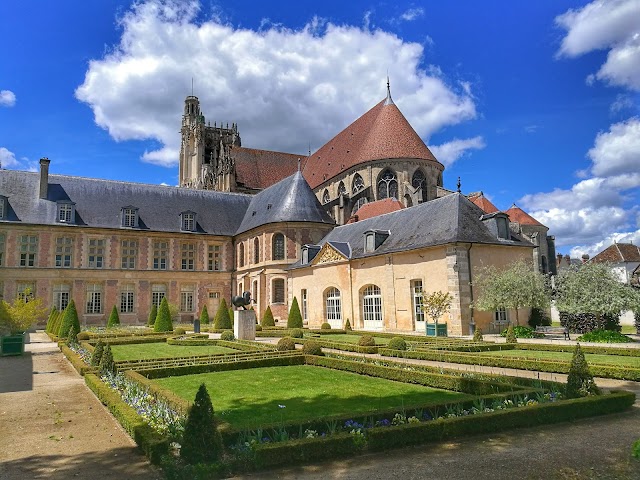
[388,337,407,350]
[290,328,304,338]
[256,324,262,331]
[472,328,483,342]
[220,330,235,341]
[302,340,323,356]
[277,336,296,351]
[320,322,332,330]
[174,327,187,335]
[77,332,91,341]
[358,335,375,347]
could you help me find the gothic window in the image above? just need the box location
[322,189,330,204]
[412,170,428,203]
[238,242,245,268]
[352,174,364,193]
[352,197,367,214]
[272,233,285,261]
[377,169,398,200]
[437,172,443,187]
[338,181,347,196]
[253,237,260,264]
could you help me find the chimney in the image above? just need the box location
[556,253,563,266]
[39,157,50,199]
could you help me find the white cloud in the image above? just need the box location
[430,136,485,167]
[0,90,16,107]
[400,8,425,22]
[610,93,634,113]
[524,124,539,134]
[556,0,640,90]
[75,0,476,167]
[0,147,37,171]
[569,229,640,258]
[588,117,640,177]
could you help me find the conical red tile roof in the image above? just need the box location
[303,99,440,189]
[505,205,545,227]
[468,192,499,214]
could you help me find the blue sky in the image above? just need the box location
[1,0,639,257]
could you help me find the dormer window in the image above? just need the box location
[497,217,509,240]
[121,206,139,228]
[0,196,6,219]
[301,245,321,264]
[57,202,75,224]
[181,211,196,232]
[364,230,390,253]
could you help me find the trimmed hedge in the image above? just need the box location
[84,373,169,463]
[296,337,378,354]
[60,344,96,376]
[88,336,171,346]
[515,343,640,357]
[124,370,191,413]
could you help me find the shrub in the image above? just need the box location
[505,325,517,343]
[214,298,232,330]
[320,322,332,330]
[256,324,262,331]
[633,439,640,460]
[302,340,323,356]
[220,330,235,341]
[181,383,222,464]
[560,311,621,334]
[99,343,115,374]
[174,327,186,335]
[287,296,303,328]
[199,304,210,324]
[577,329,632,343]
[566,343,600,398]
[59,300,80,339]
[45,307,58,333]
[528,307,551,328]
[66,325,79,345]
[154,297,173,332]
[473,328,483,342]
[500,325,542,339]
[634,310,640,335]
[77,331,91,341]
[358,335,375,347]
[261,306,275,327]
[388,337,407,351]
[91,339,104,366]
[290,328,304,338]
[277,337,296,351]
[107,305,120,328]
[148,305,157,327]
[344,319,352,331]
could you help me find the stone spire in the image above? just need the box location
[384,76,394,106]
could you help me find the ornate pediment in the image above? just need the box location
[311,243,347,265]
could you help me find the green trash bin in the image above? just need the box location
[0,334,25,356]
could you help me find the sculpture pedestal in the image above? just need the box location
[234,310,256,340]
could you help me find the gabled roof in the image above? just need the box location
[468,192,499,214]
[233,147,301,191]
[303,99,440,189]
[591,243,640,264]
[236,171,335,235]
[0,169,251,235]
[505,204,545,227]
[348,198,404,223]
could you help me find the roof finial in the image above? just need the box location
[191,77,194,96]
[297,158,301,172]
[384,74,394,105]
[457,177,461,193]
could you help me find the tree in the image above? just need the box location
[107,305,120,328]
[154,297,173,332]
[199,304,210,324]
[91,339,104,366]
[58,299,80,339]
[66,325,79,345]
[45,306,58,333]
[261,305,275,327]
[181,383,222,464]
[213,298,232,329]
[422,291,453,326]
[505,324,517,343]
[99,343,115,375]
[474,260,550,325]
[287,297,303,328]
[1,288,47,335]
[566,343,600,398]
[147,304,157,327]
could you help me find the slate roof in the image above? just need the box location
[233,147,302,191]
[291,193,531,268]
[235,171,335,235]
[0,169,252,235]
[468,192,499,214]
[348,198,404,223]
[505,204,545,227]
[591,243,640,264]
[303,98,440,189]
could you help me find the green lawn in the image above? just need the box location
[154,365,468,428]
[485,349,640,368]
[310,333,391,345]
[110,343,238,361]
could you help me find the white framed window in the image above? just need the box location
[120,284,135,313]
[53,284,70,311]
[181,212,195,232]
[208,244,221,271]
[272,278,285,303]
[181,242,196,270]
[86,283,103,314]
[495,308,509,323]
[88,238,105,268]
[208,291,220,299]
[19,235,38,267]
[122,207,138,228]
[55,236,73,268]
[411,280,425,328]
[272,233,285,261]
[301,289,308,322]
[180,286,194,312]
[325,287,342,328]
[121,239,137,269]
[151,284,166,307]
[57,203,74,223]
[362,285,383,329]
[153,240,168,270]
[17,282,35,301]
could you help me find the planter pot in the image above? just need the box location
[425,323,448,337]
[0,333,25,356]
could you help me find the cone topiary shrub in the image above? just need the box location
[181,383,222,464]
[473,328,483,342]
[344,319,352,331]
[228,307,234,323]
[505,324,517,343]
[277,336,296,351]
[46,307,58,333]
[320,322,331,330]
[358,335,375,347]
[220,330,235,341]
[290,328,303,338]
[52,310,64,337]
[59,300,80,339]
[200,304,210,324]
[287,297,303,328]
[99,343,115,375]
[91,339,104,366]
[388,337,407,350]
[148,304,157,327]
[261,306,275,327]
[566,343,600,398]
[302,340,323,356]
[154,297,173,332]
[66,325,79,345]
[214,298,232,330]
[107,305,120,328]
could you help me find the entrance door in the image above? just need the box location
[412,280,425,332]
[207,291,220,320]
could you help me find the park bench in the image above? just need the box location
[489,320,510,333]
[535,325,570,340]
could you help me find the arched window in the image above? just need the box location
[437,172,443,187]
[253,237,260,264]
[322,189,330,204]
[272,233,285,260]
[325,287,342,328]
[353,196,368,214]
[377,170,398,200]
[412,169,427,203]
[338,181,347,196]
[362,284,383,330]
[272,278,285,303]
[238,242,245,268]
[352,174,365,193]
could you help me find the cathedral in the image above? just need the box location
[0,84,555,336]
